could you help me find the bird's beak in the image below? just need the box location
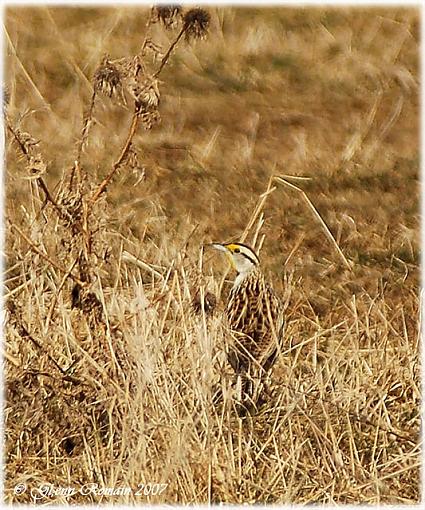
[209,243,227,253]
[208,243,235,270]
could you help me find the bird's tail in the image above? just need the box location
[212,371,268,417]
[234,372,266,417]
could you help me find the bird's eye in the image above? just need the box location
[234,247,240,253]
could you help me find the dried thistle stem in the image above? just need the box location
[90,110,140,205]
[154,25,186,78]
[45,257,80,329]
[36,177,59,210]
[71,88,97,188]
[140,6,154,54]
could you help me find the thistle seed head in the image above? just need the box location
[139,109,161,130]
[15,130,39,153]
[94,57,123,98]
[12,128,47,179]
[127,73,160,108]
[127,70,161,128]
[25,154,47,179]
[57,189,83,227]
[137,74,160,109]
[152,5,182,29]
[183,8,210,41]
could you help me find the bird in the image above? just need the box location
[210,242,285,415]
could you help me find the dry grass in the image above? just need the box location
[3,5,420,505]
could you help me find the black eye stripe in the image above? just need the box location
[240,252,257,265]
[226,242,260,264]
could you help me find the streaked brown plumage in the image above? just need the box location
[227,266,284,372]
[211,242,284,414]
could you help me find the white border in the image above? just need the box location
[0,0,423,5]
[1,1,423,508]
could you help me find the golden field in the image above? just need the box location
[3,5,420,504]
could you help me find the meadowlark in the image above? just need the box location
[211,242,285,415]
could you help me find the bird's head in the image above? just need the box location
[210,242,260,274]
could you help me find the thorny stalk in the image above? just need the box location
[154,25,186,78]
[83,8,210,207]
[73,7,154,195]
[71,88,97,189]
[87,11,157,206]
[90,110,140,205]
[140,6,154,55]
